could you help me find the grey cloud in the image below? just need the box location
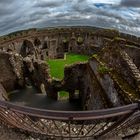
[29,9,50,19]
[71,3,125,25]
[33,0,64,8]
[0,8,13,16]
[54,12,71,18]
[0,1,17,16]
[72,5,94,14]
[77,0,86,3]
[0,0,140,37]
[0,16,21,32]
[0,0,15,4]
[120,0,140,7]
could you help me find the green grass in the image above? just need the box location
[58,91,69,100]
[47,53,89,79]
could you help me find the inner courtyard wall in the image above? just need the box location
[0,27,139,60]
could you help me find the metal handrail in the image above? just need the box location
[0,100,138,120]
[0,100,139,139]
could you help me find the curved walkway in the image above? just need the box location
[0,100,139,139]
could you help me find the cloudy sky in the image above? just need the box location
[0,0,140,36]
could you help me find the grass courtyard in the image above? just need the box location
[47,53,89,79]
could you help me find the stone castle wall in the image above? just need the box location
[0,51,24,92]
[0,27,140,108]
[0,27,139,60]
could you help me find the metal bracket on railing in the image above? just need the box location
[136,100,140,110]
[69,117,73,121]
[138,101,140,110]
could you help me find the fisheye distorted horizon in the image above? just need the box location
[0,0,140,36]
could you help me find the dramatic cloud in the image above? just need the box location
[0,0,140,36]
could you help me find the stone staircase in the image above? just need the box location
[89,59,122,107]
[89,55,140,104]
[120,50,140,91]
[111,71,139,103]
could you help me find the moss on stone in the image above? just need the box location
[62,37,68,43]
[98,65,111,74]
[125,44,138,49]
[77,37,83,44]
[111,71,140,101]
[92,47,139,101]
[58,91,69,99]
[113,37,126,42]
[92,54,98,59]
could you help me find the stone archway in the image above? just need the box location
[20,40,35,57]
[34,38,41,47]
[62,39,69,52]
[42,41,48,49]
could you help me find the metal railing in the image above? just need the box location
[0,100,139,139]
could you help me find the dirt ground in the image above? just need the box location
[0,124,38,140]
